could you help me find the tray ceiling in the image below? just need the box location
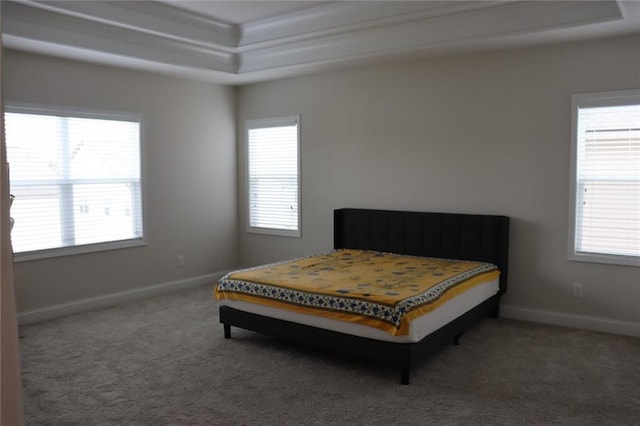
[2,1,639,85]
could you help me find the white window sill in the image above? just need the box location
[247,226,301,238]
[13,238,146,263]
[568,252,640,268]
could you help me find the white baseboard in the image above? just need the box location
[501,305,640,338]
[19,282,640,338]
[18,270,231,326]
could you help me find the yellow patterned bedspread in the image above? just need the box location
[215,249,499,336]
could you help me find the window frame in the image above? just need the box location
[568,90,640,267]
[5,102,147,262]
[245,115,301,238]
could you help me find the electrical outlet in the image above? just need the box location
[177,255,185,266]
[572,282,583,298]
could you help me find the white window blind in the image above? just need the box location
[246,116,300,237]
[570,91,640,265]
[5,105,144,258]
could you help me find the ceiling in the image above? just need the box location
[2,1,640,85]
[160,1,332,24]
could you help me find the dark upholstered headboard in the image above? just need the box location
[334,208,510,294]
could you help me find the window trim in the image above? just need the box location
[245,115,301,238]
[568,90,640,267]
[6,102,147,262]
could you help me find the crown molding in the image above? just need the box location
[238,1,499,48]
[3,1,237,73]
[1,0,631,85]
[238,1,623,73]
[18,0,239,49]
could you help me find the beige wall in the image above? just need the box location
[4,50,238,312]
[237,34,640,324]
[4,34,639,329]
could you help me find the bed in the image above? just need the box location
[216,208,509,384]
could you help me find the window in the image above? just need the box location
[246,116,300,237]
[569,90,640,266]
[5,104,144,260]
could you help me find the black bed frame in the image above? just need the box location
[220,208,509,384]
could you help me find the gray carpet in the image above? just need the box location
[19,284,640,425]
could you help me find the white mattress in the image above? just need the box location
[219,278,499,343]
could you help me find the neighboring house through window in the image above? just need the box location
[569,90,640,266]
[246,116,300,237]
[4,104,144,260]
